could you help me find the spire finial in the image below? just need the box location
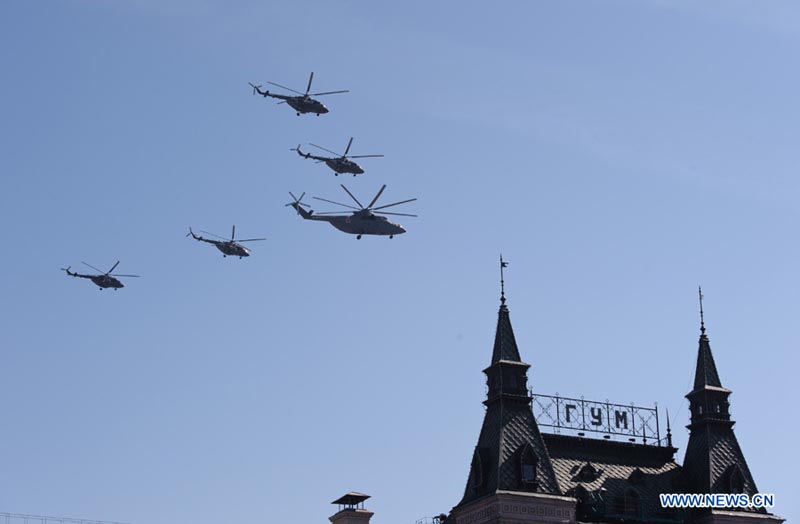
[666,408,673,447]
[698,286,706,336]
[500,255,509,306]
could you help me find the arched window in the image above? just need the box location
[471,449,485,490]
[520,444,537,485]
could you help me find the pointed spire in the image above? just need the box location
[693,288,723,391]
[500,254,508,307]
[492,256,521,363]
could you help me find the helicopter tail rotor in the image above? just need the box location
[287,191,313,217]
[248,82,265,96]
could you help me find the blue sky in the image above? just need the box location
[1,1,797,523]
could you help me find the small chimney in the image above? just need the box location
[330,492,373,524]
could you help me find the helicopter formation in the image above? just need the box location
[64,71,417,290]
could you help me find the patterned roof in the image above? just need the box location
[491,304,522,364]
[457,303,560,507]
[683,331,764,514]
[693,333,722,391]
[544,434,683,520]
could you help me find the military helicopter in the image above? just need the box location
[286,185,417,239]
[292,137,384,177]
[187,225,266,258]
[61,261,139,290]
[249,72,348,116]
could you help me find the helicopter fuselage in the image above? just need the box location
[291,204,406,237]
[213,241,250,258]
[286,96,329,115]
[325,158,364,175]
[91,275,124,289]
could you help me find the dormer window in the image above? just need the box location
[728,465,745,494]
[576,462,600,482]
[520,444,537,485]
[627,468,645,485]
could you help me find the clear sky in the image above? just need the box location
[1,1,797,523]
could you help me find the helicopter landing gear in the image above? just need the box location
[335,173,338,176]
[296,112,301,116]
[390,235,394,239]
[357,234,362,240]
[239,256,243,259]
[316,113,320,116]
[223,255,227,258]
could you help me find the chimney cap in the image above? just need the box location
[332,492,370,506]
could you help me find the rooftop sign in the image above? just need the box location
[531,392,661,444]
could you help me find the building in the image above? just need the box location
[446,276,784,524]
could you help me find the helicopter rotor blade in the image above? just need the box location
[343,137,354,157]
[312,211,352,215]
[366,185,387,209]
[309,143,341,157]
[248,82,262,95]
[107,261,120,274]
[375,211,418,217]
[348,154,384,159]
[199,230,229,241]
[266,81,304,95]
[309,90,349,96]
[111,274,140,278]
[372,197,418,211]
[81,261,105,274]
[312,196,361,210]
[306,72,314,95]
[237,238,267,242]
[339,184,364,208]
[231,225,236,241]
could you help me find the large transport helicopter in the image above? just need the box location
[249,72,348,116]
[286,185,417,240]
[292,137,383,177]
[61,261,139,290]
[187,225,266,258]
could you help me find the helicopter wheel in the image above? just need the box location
[239,256,243,259]
[335,173,338,176]
[296,112,301,116]
[390,235,394,239]
[357,235,362,240]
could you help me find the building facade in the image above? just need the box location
[446,287,784,524]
